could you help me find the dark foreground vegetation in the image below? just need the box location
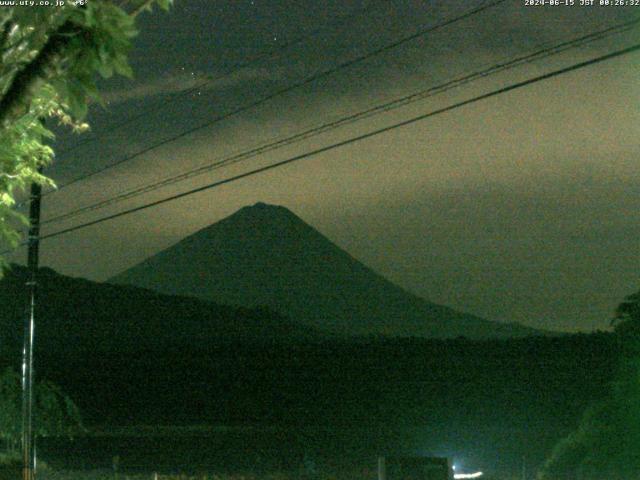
[8,333,618,479]
[0,266,636,479]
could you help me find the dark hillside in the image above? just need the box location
[31,333,618,477]
[0,264,321,357]
[112,202,548,339]
[0,265,617,477]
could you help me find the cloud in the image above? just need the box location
[100,66,285,105]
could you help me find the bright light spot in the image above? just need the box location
[453,472,483,479]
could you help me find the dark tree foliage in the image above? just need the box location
[538,290,640,480]
[0,367,84,454]
[0,0,171,270]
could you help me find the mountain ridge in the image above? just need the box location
[0,264,322,357]
[111,202,549,339]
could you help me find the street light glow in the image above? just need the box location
[453,472,483,479]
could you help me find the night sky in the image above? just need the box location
[7,0,640,333]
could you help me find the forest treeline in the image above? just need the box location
[1,264,636,478]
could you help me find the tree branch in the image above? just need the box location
[0,21,79,129]
[129,0,156,18]
[0,20,14,53]
[0,1,152,129]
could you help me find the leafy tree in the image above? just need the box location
[0,0,172,271]
[0,367,84,453]
[537,290,640,480]
[611,291,640,339]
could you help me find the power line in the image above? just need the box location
[29,43,640,245]
[43,0,508,196]
[39,18,640,227]
[14,0,381,210]
[54,0,380,159]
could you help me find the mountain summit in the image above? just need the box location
[111,202,544,339]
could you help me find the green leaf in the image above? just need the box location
[112,54,134,78]
[0,0,171,270]
[66,80,88,119]
[156,0,174,11]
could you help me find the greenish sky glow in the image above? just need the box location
[8,0,639,333]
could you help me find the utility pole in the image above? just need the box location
[22,168,42,480]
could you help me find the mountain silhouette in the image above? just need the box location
[111,202,547,339]
[0,264,320,357]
